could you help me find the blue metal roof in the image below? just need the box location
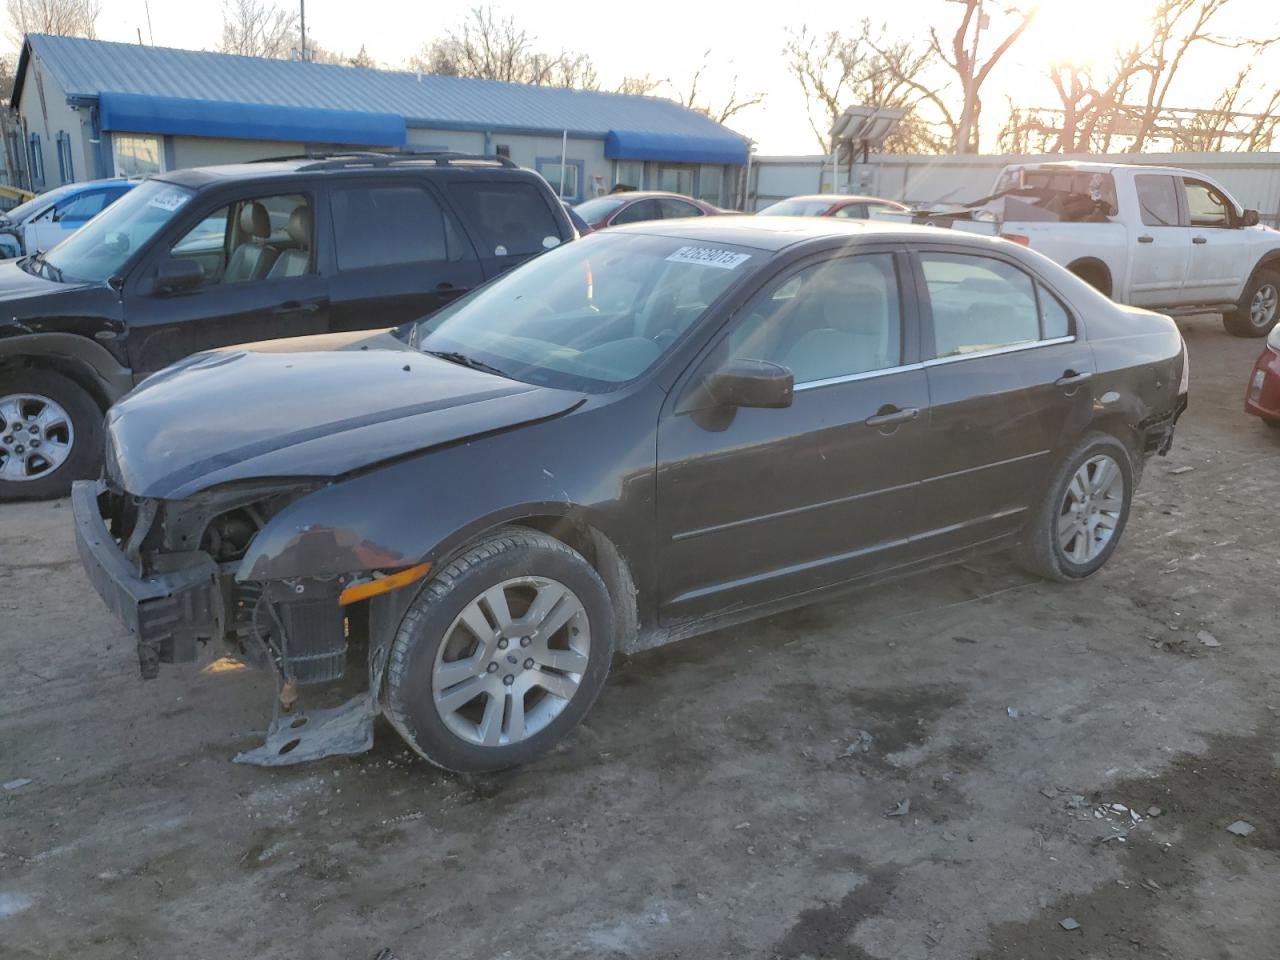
[99,91,407,146]
[18,34,749,165]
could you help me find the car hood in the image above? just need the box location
[0,259,94,300]
[106,344,585,499]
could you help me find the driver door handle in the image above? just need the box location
[1055,370,1093,388]
[273,300,322,314]
[865,406,919,428]
[1138,235,1154,244]
[1192,236,1208,244]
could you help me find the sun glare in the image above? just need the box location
[1021,0,1156,70]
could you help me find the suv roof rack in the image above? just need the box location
[249,151,518,171]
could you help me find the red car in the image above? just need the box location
[573,191,735,230]
[1245,323,1280,428]
[757,194,910,220]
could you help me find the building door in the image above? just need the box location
[657,164,696,197]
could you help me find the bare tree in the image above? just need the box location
[7,0,99,45]
[669,51,764,125]
[220,0,298,59]
[785,22,950,154]
[616,75,665,97]
[932,0,1038,153]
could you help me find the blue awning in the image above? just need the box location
[605,129,747,166]
[98,91,406,147]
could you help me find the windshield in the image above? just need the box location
[39,180,194,283]
[758,199,835,217]
[573,195,629,222]
[416,232,760,391]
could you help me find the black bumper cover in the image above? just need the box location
[72,480,224,678]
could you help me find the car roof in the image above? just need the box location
[1007,160,1196,179]
[154,155,538,190]
[609,191,702,202]
[606,215,1012,253]
[781,194,904,205]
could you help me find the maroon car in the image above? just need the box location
[758,194,909,220]
[573,191,736,231]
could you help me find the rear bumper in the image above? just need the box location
[72,480,223,678]
[1141,393,1187,457]
[1244,346,1280,422]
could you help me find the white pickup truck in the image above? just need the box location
[902,161,1280,337]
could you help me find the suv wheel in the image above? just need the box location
[1224,269,1280,337]
[1018,433,1134,582]
[383,527,614,772]
[0,370,103,500]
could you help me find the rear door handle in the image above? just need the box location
[1138,235,1154,244]
[1192,236,1208,244]
[865,406,920,428]
[1055,370,1093,388]
[273,300,322,314]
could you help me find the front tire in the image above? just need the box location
[0,370,103,500]
[1018,433,1134,582]
[1224,269,1280,338]
[383,527,614,773]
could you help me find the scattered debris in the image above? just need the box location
[1170,466,1195,475]
[2,778,31,791]
[1040,787,1057,799]
[372,949,400,960]
[1197,630,1221,648]
[1226,820,1255,837]
[1146,805,1162,818]
[733,821,750,831]
[886,799,911,818]
[953,635,979,644]
[840,730,875,757]
[1140,878,1162,893]
[1006,707,1020,719]
[1059,917,1081,931]
[1111,804,1129,814]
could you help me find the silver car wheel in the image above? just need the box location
[1057,454,1124,564]
[0,393,75,482]
[432,576,591,747]
[1251,283,1278,328]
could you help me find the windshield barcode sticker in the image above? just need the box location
[665,246,751,270]
[147,188,191,212]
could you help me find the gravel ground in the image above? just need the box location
[2,315,1278,960]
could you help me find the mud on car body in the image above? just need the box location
[74,218,1188,772]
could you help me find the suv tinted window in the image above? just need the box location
[332,185,450,271]
[1135,175,1181,227]
[922,253,1040,357]
[451,181,561,256]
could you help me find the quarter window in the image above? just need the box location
[921,253,1041,357]
[451,181,562,257]
[331,185,452,270]
[657,197,701,219]
[612,199,661,225]
[728,254,902,384]
[1039,286,1072,339]
[1183,179,1231,227]
[1135,174,1181,227]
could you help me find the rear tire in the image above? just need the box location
[1224,269,1280,337]
[383,527,614,773]
[0,370,103,500]
[1017,433,1134,582]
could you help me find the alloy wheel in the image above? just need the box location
[1251,283,1278,329]
[1057,454,1125,564]
[0,393,75,482]
[431,576,591,747]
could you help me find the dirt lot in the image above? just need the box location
[2,315,1279,960]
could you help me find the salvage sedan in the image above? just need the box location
[73,219,1188,772]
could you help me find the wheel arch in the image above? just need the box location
[0,333,133,412]
[1066,257,1113,297]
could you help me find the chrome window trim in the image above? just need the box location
[922,336,1076,368]
[793,362,925,392]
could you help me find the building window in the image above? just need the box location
[112,134,165,178]
[494,144,511,158]
[27,133,44,189]
[658,164,695,196]
[698,165,724,205]
[614,160,643,190]
[535,158,583,202]
[55,131,74,184]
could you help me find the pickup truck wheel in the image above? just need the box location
[1224,270,1280,337]
[383,528,614,773]
[1017,433,1133,583]
[0,370,102,500]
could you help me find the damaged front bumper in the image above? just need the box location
[72,480,224,678]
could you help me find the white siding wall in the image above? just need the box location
[15,58,93,187]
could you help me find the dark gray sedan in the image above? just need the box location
[73,218,1188,772]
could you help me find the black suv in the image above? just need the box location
[0,152,575,498]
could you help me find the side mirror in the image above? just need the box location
[706,358,794,409]
[154,258,205,295]
[1241,209,1260,227]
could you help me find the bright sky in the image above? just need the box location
[85,0,1280,154]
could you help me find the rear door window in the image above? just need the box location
[657,197,702,219]
[612,199,662,225]
[1135,175,1182,227]
[449,181,562,257]
[921,253,1041,357]
[331,184,456,270]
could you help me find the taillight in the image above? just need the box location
[1179,339,1190,395]
[1000,233,1030,246]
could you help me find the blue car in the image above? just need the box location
[0,178,137,258]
